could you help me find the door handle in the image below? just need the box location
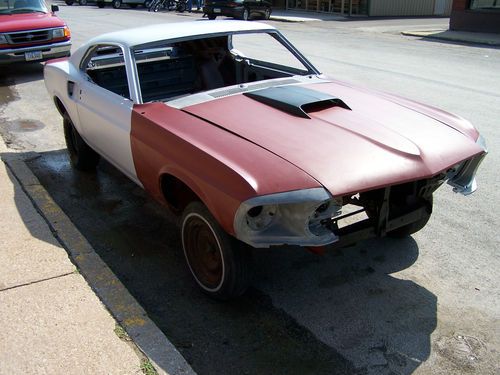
[67,81,75,97]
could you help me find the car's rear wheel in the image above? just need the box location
[112,0,122,8]
[241,7,249,21]
[79,0,87,5]
[208,14,217,20]
[63,115,100,171]
[181,202,251,300]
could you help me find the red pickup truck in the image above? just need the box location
[0,0,71,64]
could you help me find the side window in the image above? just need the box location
[82,45,131,99]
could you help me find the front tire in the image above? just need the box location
[112,0,122,8]
[208,14,217,20]
[263,7,271,20]
[63,115,100,171]
[181,202,251,300]
[388,196,433,238]
[241,7,249,20]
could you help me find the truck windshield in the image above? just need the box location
[0,0,48,14]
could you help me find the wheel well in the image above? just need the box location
[53,97,67,117]
[160,174,199,214]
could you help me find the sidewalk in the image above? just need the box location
[0,138,194,374]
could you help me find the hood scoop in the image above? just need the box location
[244,85,350,119]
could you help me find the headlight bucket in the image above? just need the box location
[234,188,342,248]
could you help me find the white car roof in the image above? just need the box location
[71,20,276,63]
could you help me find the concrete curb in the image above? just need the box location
[401,29,500,46]
[2,152,196,375]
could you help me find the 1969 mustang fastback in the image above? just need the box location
[44,21,487,299]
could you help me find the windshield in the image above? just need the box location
[0,0,48,14]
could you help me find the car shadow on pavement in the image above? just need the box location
[9,148,437,375]
[0,63,44,86]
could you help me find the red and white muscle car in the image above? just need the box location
[44,21,487,299]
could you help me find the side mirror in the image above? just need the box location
[51,4,59,12]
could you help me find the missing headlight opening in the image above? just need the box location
[245,205,277,231]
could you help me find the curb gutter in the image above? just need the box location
[2,152,196,375]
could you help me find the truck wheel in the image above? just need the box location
[112,0,122,8]
[181,202,251,300]
[63,115,100,171]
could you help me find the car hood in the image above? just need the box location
[182,81,484,196]
[0,13,65,33]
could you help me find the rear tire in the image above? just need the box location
[112,0,122,8]
[208,14,216,20]
[181,202,251,300]
[63,115,100,171]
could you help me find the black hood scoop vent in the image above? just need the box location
[244,85,351,119]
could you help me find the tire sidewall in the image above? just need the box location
[181,211,226,293]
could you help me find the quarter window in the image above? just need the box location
[82,45,131,99]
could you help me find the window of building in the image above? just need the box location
[470,0,500,10]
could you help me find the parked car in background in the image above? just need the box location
[0,0,71,64]
[203,0,271,20]
[44,21,487,300]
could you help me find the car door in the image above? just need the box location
[74,44,141,185]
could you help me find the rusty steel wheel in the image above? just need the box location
[181,202,251,300]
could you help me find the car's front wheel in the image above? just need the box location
[63,115,100,171]
[112,0,122,8]
[181,202,251,300]
[241,7,249,21]
[263,7,271,20]
[208,14,217,20]
[388,196,433,238]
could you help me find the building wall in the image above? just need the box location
[450,0,500,33]
[369,0,452,16]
